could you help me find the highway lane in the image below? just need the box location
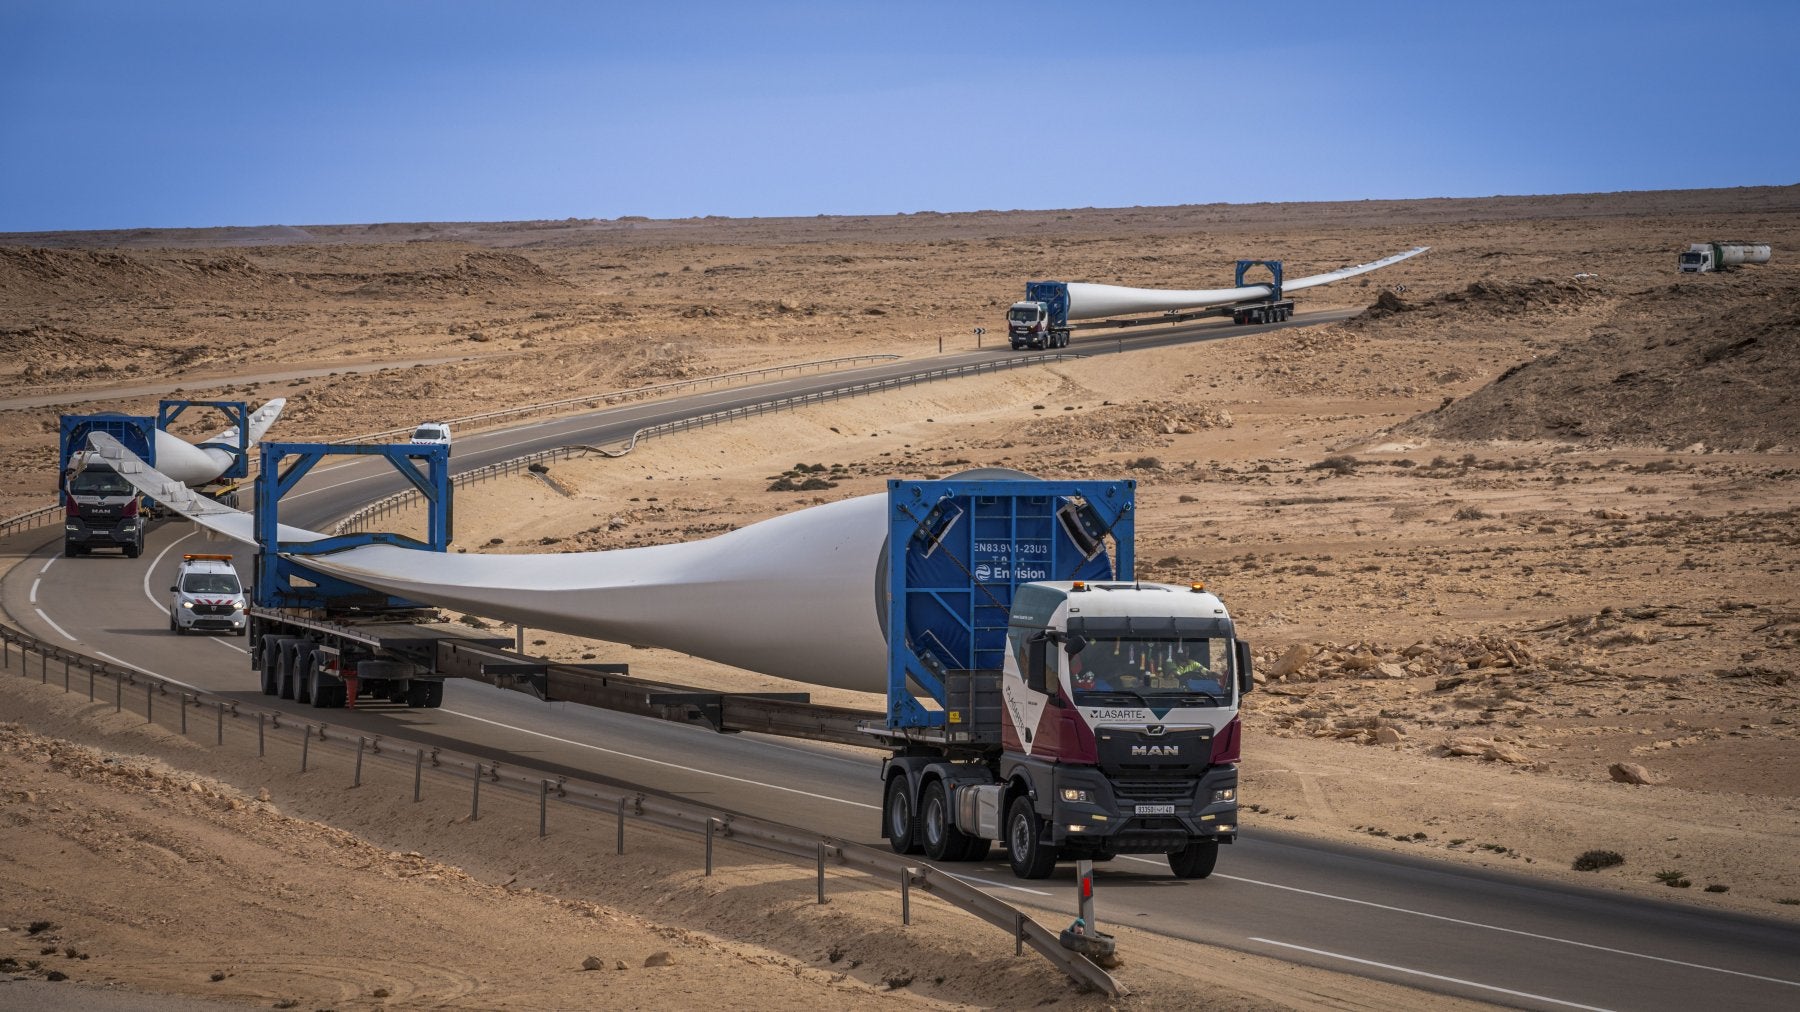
[9,312,1800,1010]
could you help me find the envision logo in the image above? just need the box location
[1130,744,1181,757]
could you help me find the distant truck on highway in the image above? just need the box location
[1007,269,1293,351]
[1677,241,1771,273]
[60,413,156,558]
[1005,247,1429,350]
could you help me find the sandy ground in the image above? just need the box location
[3,187,1799,1003]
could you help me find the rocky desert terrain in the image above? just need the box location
[2,185,1798,1006]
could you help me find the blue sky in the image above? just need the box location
[2,1,1796,231]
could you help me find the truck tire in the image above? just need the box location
[64,542,79,558]
[1005,795,1058,879]
[921,780,977,862]
[125,543,140,559]
[884,775,921,855]
[276,640,305,700]
[258,636,282,696]
[306,655,346,709]
[1167,838,1219,879]
[293,648,315,705]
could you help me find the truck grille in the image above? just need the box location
[1111,777,1197,802]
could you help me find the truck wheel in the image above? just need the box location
[884,775,921,854]
[1005,795,1058,879]
[291,647,315,705]
[423,681,443,707]
[259,637,282,696]
[921,780,975,862]
[276,640,302,700]
[1167,838,1219,879]
[306,655,333,708]
[64,542,78,558]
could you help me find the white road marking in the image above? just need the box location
[947,872,1050,897]
[39,556,56,574]
[1121,856,1800,989]
[34,608,77,642]
[439,707,880,810]
[29,579,39,604]
[1249,937,1616,1012]
[93,651,203,692]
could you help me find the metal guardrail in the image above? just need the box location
[332,354,902,444]
[0,615,1123,996]
[0,503,59,534]
[335,352,1080,534]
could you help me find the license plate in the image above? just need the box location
[1134,804,1175,816]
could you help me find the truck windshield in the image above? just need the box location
[1007,307,1040,323]
[1069,635,1232,706]
[69,470,133,496]
[182,573,241,594]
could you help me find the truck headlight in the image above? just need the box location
[1060,788,1090,803]
[1211,788,1236,803]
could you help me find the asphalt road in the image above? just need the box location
[9,313,1799,1011]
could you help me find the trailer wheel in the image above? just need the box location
[884,775,921,855]
[405,680,444,708]
[276,640,304,700]
[258,637,282,696]
[291,647,315,705]
[921,780,976,862]
[1167,837,1219,879]
[1005,795,1058,879]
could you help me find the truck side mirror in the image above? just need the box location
[1026,634,1049,695]
[1234,639,1254,696]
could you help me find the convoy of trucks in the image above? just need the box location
[1677,241,1772,273]
[85,430,1251,882]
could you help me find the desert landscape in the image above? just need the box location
[3,184,1799,1007]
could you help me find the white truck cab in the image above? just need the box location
[169,553,247,636]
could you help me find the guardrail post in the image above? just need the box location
[145,680,153,723]
[901,867,913,926]
[216,702,225,746]
[179,693,188,735]
[704,817,716,875]
[616,796,627,854]
[470,762,481,821]
[354,736,365,787]
[414,749,424,802]
[114,669,122,712]
[300,726,310,773]
[257,712,265,756]
[539,779,552,837]
[1076,859,1096,931]
[87,661,94,701]
[817,843,828,904]
[42,646,49,683]
[1016,912,1026,956]
[63,653,70,692]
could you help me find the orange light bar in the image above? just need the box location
[182,553,234,562]
[1190,581,1206,592]
[1072,581,1088,592]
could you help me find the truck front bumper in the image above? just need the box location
[65,518,143,546]
[1047,764,1239,854]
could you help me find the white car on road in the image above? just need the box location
[169,553,247,636]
